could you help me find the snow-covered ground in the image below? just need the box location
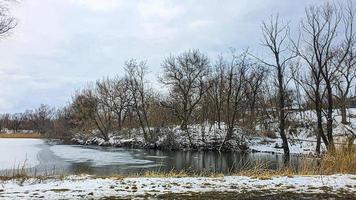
[247,136,319,155]
[248,109,356,155]
[0,139,43,170]
[0,174,355,199]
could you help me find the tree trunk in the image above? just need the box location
[279,112,290,164]
[227,124,234,140]
[117,112,122,131]
[315,102,329,150]
[277,67,290,164]
[326,84,335,151]
[340,99,348,124]
[316,132,321,154]
[315,98,322,155]
[136,110,148,142]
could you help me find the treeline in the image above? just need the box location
[69,51,275,143]
[0,105,55,134]
[1,2,355,161]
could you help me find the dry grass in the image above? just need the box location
[290,145,356,175]
[317,146,356,174]
[130,169,224,178]
[0,159,64,181]
[234,145,356,179]
[0,133,42,138]
[0,159,32,181]
[234,161,290,179]
[140,170,190,178]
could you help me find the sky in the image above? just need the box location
[0,0,325,113]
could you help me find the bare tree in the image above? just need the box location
[259,15,296,163]
[0,113,9,132]
[245,64,266,129]
[222,52,249,140]
[0,1,16,133]
[334,47,356,124]
[291,62,329,154]
[51,107,73,139]
[207,51,265,143]
[206,56,226,130]
[333,1,356,124]
[93,101,113,142]
[70,89,112,141]
[125,59,152,142]
[0,0,16,38]
[30,104,54,134]
[160,49,210,145]
[9,113,23,132]
[70,89,96,134]
[298,2,355,150]
[96,77,131,131]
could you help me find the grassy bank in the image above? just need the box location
[0,133,42,138]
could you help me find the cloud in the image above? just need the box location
[188,20,214,30]
[137,0,185,22]
[67,0,123,11]
[0,0,324,112]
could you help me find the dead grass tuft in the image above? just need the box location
[235,146,356,178]
[126,168,224,179]
[318,145,356,174]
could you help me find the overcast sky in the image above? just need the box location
[0,0,325,113]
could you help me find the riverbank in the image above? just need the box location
[66,110,356,155]
[69,124,354,156]
[0,133,42,138]
[0,174,355,199]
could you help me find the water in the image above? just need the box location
[0,138,301,176]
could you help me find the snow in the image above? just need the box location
[0,139,43,170]
[72,107,356,155]
[248,108,356,154]
[247,132,324,155]
[0,174,355,199]
[50,145,154,166]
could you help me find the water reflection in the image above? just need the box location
[143,151,284,173]
[38,144,300,176]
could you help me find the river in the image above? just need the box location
[0,138,303,176]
